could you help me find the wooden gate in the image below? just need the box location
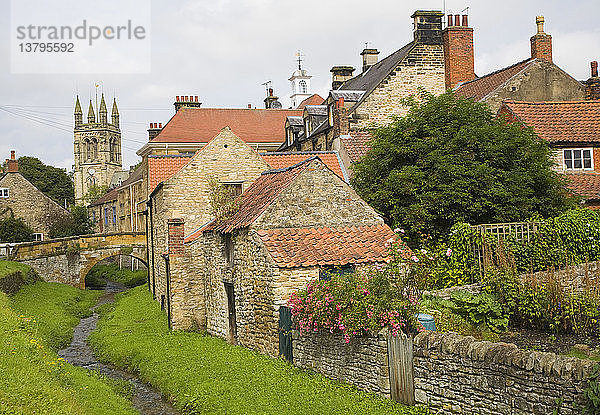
[387,332,415,405]
[278,306,293,363]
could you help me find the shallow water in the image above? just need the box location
[58,281,178,415]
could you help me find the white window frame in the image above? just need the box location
[0,188,9,198]
[564,148,594,171]
[33,233,44,241]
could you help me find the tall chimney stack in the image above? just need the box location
[411,10,444,45]
[360,48,380,73]
[442,13,476,89]
[147,122,163,141]
[6,150,18,173]
[586,61,600,100]
[530,16,552,63]
[330,66,355,90]
[174,95,202,112]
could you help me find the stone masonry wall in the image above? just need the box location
[413,331,596,415]
[292,330,391,397]
[0,173,70,238]
[352,43,445,130]
[522,261,600,293]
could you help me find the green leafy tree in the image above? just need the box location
[83,184,109,206]
[0,217,34,242]
[16,156,74,206]
[49,206,93,238]
[352,92,576,244]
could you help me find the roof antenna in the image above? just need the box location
[261,80,272,97]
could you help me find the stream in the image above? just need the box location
[58,280,178,415]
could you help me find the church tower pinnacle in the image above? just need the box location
[99,93,108,124]
[74,95,83,126]
[289,51,312,108]
[111,98,119,127]
[87,100,96,123]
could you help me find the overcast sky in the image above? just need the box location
[1,0,599,171]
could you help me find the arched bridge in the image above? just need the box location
[9,232,147,289]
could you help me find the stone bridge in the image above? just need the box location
[9,232,147,288]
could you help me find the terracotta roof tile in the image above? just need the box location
[260,151,348,182]
[257,225,408,268]
[206,157,316,233]
[500,100,600,144]
[565,172,600,200]
[148,154,193,192]
[297,94,325,109]
[152,107,302,144]
[454,58,533,101]
[341,131,373,163]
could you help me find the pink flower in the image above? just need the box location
[411,255,419,263]
[394,228,401,233]
[446,248,452,257]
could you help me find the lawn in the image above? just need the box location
[85,263,148,289]
[89,285,429,414]
[0,266,137,414]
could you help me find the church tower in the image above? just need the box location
[289,51,312,108]
[73,93,123,205]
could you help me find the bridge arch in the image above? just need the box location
[79,252,148,289]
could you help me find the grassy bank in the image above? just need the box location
[0,266,137,414]
[86,263,147,290]
[90,285,429,414]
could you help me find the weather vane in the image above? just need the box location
[295,50,304,70]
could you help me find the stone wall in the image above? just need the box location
[522,261,600,293]
[0,172,70,238]
[413,331,596,414]
[292,330,391,397]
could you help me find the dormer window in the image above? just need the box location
[0,188,8,198]
[564,149,593,170]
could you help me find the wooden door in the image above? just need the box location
[279,306,293,363]
[225,283,237,344]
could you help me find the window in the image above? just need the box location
[299,80,307,94]
[224,183,243,197]
[92,211,96,223]
[224,234,234,267]
[328,105,334,127]
[104,208,109,225]
[33,233,43,241]
[0,188,9,198]
[112,206,117,224]
[564,149,593,170]
[319,264,355,281]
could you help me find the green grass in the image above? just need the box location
[0,260,30,277]
[0,284,137,414]
[10,281,102,351]
[566,348,600,361]
[86,263,147,289]
[89,285,429,414]
[0,260,39,295]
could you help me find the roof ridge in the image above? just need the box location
[261,156,319,175]
[505,100,600,105]
[458,58,533,87]
[259,151,336,155]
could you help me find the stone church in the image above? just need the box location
[73,94,123,205]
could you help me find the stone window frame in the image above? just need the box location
[0,188,9,198]
[223,182,243,198]
[319,264,355,281]
[564,148,593,171]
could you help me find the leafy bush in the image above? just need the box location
[86,262,147,289]
[584,364,600,415]
[49,205,93,238]
[0,217,34,242]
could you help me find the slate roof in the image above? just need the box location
[454,58,534,101]
[205,157,316,233]
[340,131,373,163]
[89,186,119,207]
[565,172,600,200]
[286,116,303,126]
[339,42,415,93]
[120,165,144,187]
[308,119,330,138]
[256,225,402,268]
[151,107,302,144]
[304,105,328,116]
[330,91,366,102]
[148,154,194,192]
[260,151,348,182]
[297,94,325,109]
[500,100,600,144]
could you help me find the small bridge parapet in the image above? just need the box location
[9,232,147,288]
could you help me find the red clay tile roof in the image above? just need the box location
[500,100,600,144]
[206,157,315,233]
[341,131,373,163]
[565,172,600,200]
[152,107,302,144]
[148,154,193,192]
[184,221,213,244]
[297,94,325,109]
[454,59,533,101]
[256,225,403,267]
[260,151,348,182]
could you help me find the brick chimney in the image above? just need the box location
[147,123,163,141]
[330,66,355,90]
[530,16,552,63]
[443,14,476,89]
[167,218,185,257]
[332,98,349,138]
[6,150,18,173]
[586,61,600,100]
[174,95,202,112]
[411,10,444,45]
[360,48,380,73]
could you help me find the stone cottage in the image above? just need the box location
[0,151,70,240]
[163,157,399,357]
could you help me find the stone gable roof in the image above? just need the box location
[297,94,325,109]
[151,107,303,144]
[148,154,194,192]
[260,151,348,182]
[500,100,600,145]
[256,224,402,268]
[339,42,415,93]
[454,58,534,101]
[341,131,373,163]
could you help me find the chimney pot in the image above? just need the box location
[195,96,198,102]
[592,61,598,78]
[454,14,460,26]
[159,123,162,128]
[462,15,468,27]
[248,104,252,109]
[536,16,545,34]
[11,150,15,160]
[176,96,180,102]
[337,97,344,108]
[447,15,453,27]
